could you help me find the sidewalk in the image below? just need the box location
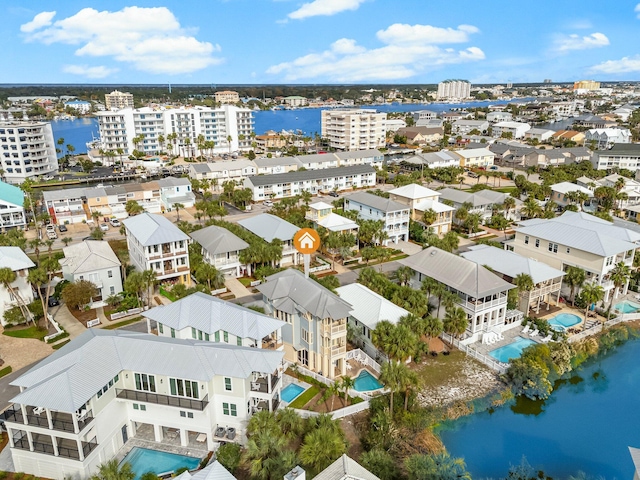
[50,304,86,339]
[225,278,253,299]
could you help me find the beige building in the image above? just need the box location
[453,148,495,168]
[388,183,454,235]
[104,90,134,110]
[321,109,386,151]
[573,80,601,91]
[214,90,240,104]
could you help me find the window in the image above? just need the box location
[223,403,237,416]
[108,270,113,278]
[224,377,232,391]
[606,256,614,266]
[170,378,199,398]
[205,333,210,341]
[198,331,203,340]
[524,235,529,245]
[191,327,197,339]
[133,403,146,411]
[188,412,193,418]
[171,328,175,338]
[215,331,220,342]
[237,337,242,346]
[301,328,313,345]
[535,239,540,248]
[159,323,164,334]
[566,247,571,254]
[548,242,558,253]
[134,373,156,392]
[223,331,228,343]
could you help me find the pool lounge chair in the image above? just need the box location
[521,325,530,334]
[540,334,553,343]
[530,329,539,337]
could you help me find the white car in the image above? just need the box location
[46,230,57,240]
[100,223,109,232]
[264,200,273,207]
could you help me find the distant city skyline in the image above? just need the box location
[4,1,640,84]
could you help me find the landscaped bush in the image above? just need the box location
[0,366,12,378]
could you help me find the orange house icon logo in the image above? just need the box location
[294,228,320,254]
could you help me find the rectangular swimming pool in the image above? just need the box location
[281,383,305,402]
[489,336,536,364]
[120,446,201,479]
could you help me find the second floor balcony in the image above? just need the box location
[3,405,93,434]
[116,389,208,411]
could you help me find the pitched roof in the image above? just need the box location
[398,246,513,298]
[246,165,375,187]
[334,149,383,160]
[123,212,189,246]
[317,213,359,232]
[257,269,352,320]
[0,247,35,271]
[10,329,284,412]
[313,455,380,480]
[438,188,513,208]
[389,183,440,200]
[461,245,565,284]
[175,461,236,480]
[156,177,192,188]
[60,240,121,274]
[0,181,24,207]
[237,213,299,242]
[453,147,494,158]
[336,283,409,330]
[345,192,408,213]
[549,182,594,196]
[142,292,284,340]
[190,225,249,256]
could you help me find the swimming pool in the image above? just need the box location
[614,300,640,314]
[120,447,201,479]
[353,370,383,391]
[547,313,582,331]
[281,383,305,403]
[488,336,536,363]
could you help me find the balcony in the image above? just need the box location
[3,405,94,433]
[250,373,280,394]
[12,434,98,461]
[321,322,347,336]
[116,389,208,411]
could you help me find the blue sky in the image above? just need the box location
[4,0,640,84]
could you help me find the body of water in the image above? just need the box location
[50,117,99,154]
[439,338,640,479]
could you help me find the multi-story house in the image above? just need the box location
[0,121,58,184]
[451,120,489,136]
[492,121,531,139]
[524,128,555,142]
[344,192,409,245]
[60,241,123,303]
[237,214,301,266]
[306,202,359,249]
[512,211,640,303]
[411,110,438,122]
[123,213,191,285]
[64,100,92,114]
[403,150,460,169]
[143,292,285,350]
[189,225,250,278]
[3,329,284,479]
[0,247,35,326]
[584,128,631,150]
[461,244,565,315]
[254,132,288,152]
[257,269,352,379]
[43,187,88,225]
[399,247,516,343]
[453,148,495,168]
[551,130,585,145]
[105,90,134,110]
[254,157,300,175]
[243,165,376,201]
[189,160,257,187]
[157,177,195,210]
[335,283,409,359]
[321,109,386,151]
[593,144,640,171]
[388,184,454,235]
[549,182,594,209]
[0,181,26,229]
[214,90,240,104]
[297,153,339,170]
[438,188,521,222]
[486,111,513,123]
[395,127,444,146]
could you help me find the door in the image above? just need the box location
[122,424,128,443]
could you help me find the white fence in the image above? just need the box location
[568,311,640,343]
[346,349,382,374]
[87,318,101,328]
[309,262,331,274]
[211,287,228,296]
[250,280,262,287]
[441,333,508,374]
[110,307,143,321]
[44,314,65,343]
[287,362,375,401]
[290,400,370,420]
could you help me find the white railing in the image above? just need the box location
[211,287,228,296]
[309,263,331,273]
[87,318,101,328]
[346,349,382,374]
[110,307,143,321]
[441,333,507,374]
[286,362,374,401]
[568,311,640,343]
[289,400,370,419]
[43,314,64,342]
[250,280,262,287]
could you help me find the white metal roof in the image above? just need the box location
[336,283,409,330]
[313,455,380,480]
[123,212,190,246]
[309,201,334,210]
[60,240,121,274]
[189,225,249,256]
[237,213,299,242]
[317,213,359,232]
[0,247,35,271]
[388,183,440,200]
[10,329,284,412]
[142,292,284,340]
[176,462,236,480]
[550,182,594,196]
[413,198,455,213]
[454,147,494,158]
[346,192,408,213]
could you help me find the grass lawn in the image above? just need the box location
[289,386,320,409]
[238,277,256,287]
[3,325,48,341]
[412,350,470,389]
[0,366,12,378]
[159,287,177,302]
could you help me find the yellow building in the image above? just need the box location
[573,80,600,91]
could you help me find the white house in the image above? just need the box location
[344,192,410,245]
[0,181,27,229]
[451,120,489,135]
[594,144,640,171]
[492,121,531,139]
[585,128,631,150]
[306,202,359,241]
[64,100,91,114]
[453,148,495,168]
[3,329,285,479]
[524,128,555,142]
[123,213,191,286]
[156,177,196,210]
[188,160,258,186]
[189,225,249,278]
[0,247,35,326]
[549,182,594,209]
[60,241,123,303]
[388,183,454,235]
[237,214,301,266]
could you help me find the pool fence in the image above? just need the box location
[441,333,508,374]
[568,311,640,343]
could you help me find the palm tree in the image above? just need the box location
[503,196,516,219]
[422,208,438,231]
[581,282,605,325]
[319,382,341,411]
[299,425,346,475]
[0,267,33,324]
[521,197,542,219]
[379,361,403,418]
[565,266,586,307]
[514,273,534,312]
[29,238,42,263]
[173,203,184,222]
[90,459,135,480]
[339,376,355,406]
[610,262,631,306]
[443,306,468,339]
[399,365,418,411]
[61,237,73,246]
[141,269,157,307]
[244,430,295,480]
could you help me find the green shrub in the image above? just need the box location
[289,386,320,409]
[0,366,11,378]
[215,443,242,474]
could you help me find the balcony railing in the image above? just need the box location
[116,389,208,411]
[3,406,93,433]
[13,435,98,460]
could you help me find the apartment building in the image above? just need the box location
[189,160,257,186]
[399,247,516,343]
[584,128,631,150]
[411,110,438,122]
[123,213,191,285]
[254,157,300,175]
[451,120,489,135]
[257,269,352,379]
[96,105,254,157]
[437,80,471,100]
[105,90,134,110]
[512,211,640,302]
[344,192,409,245]
[43,187,88,225]
[189,225,250,278]
[0,247,35,326]
[594,144,640,171]
[0,122,58,183]
[3,329,284,479]
[0,181,26,229]
[60,241,123,302]
[214,90,240,104]
[243,165,376,201]
[64,100,91,114]
[237,214,301,266]
[321,109,386,151]
[549,182,594,209]
[453,148,495,168]
[388,184,454,235]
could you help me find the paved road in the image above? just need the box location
[0,363,39,413]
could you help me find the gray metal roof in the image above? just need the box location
[10,329,284,412]
[176,462,236,480]
[336,283,409,330]
[334,149,383,160]
[254,156,302,168]
[461,245,565,285]
[42,187,87,202]
[142,292,284,340]
[190,225,249,255]
[257,269,352,320]
[246,165,375,187]
[438,188,512,208]
[237,213,299,242]
[313,455,380,480]
[0,247,35,271]
[345,192,408,213]
[123,212,190,246]
[60,240,121,274]
[297,153,339,164]
[389,183,440,200]
[157,177,192,188]
[398,246,513,298]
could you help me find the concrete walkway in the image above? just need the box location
[50,304,86,339]
[225,278,253,299]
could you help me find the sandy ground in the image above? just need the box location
[0,326,54,371]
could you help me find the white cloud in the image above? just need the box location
[590,55,640,74]
[288,0,365,20]
[63,64,118,79]
[266,24,484,82]
[554,32,609,52]
[20,7,222,75]
[636,3,640,18]
[20,11,56,33]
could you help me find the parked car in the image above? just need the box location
[489,165,499,170]
[264,200,273,207]
[109,218,121,227]
[58,224,68,232]
[328,191,339,197]
[100,223,109,232]
[46,230,57,240]
[467,172,479,178]
[48,296,60,307]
